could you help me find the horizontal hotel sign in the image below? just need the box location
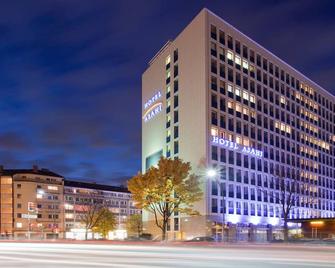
[143,91,163,123]
[211,135,263,158]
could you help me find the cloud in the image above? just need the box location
[0,1,334,184]
[0,132,30,150]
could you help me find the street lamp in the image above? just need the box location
[206,168,226,242]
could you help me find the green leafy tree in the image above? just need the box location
[93,208,117,239]
[126,214,143,237]
[128,157,203,241]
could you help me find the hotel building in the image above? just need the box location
[142,8,335,240]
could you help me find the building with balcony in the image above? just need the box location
[0,166,64,239]
[0,167,141,240]
[142,8,335,241]
[63,180,141,240]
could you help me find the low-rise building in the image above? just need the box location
[0,166,64,239]
[0,166,141,240]
[63,180,141,240]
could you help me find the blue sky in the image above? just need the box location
[0,0,334,185]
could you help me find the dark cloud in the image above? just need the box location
[0,132,30,150]
[0,0,334,185]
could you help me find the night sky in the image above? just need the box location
[0,0,334,185]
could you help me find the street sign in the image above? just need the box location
[28,202,35,212]
[22,214,37,219]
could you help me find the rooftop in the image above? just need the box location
[64,179,130,193]
[0,167,63,178]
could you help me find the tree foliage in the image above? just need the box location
[126,214,143,237]
[128,157,203,240]
[79,201,116,239]
[93,208,117,239]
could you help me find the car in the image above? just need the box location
[187,236,215,242]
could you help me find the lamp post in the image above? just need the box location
[207,168,225,242]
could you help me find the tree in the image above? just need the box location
[262,171,316,241]
[128,157,203,241]
[126,214,143,238]
[94,208,117,239]
[79,201,106,240]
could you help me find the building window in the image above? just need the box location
[173,49,178,62]
[174,141,179,154]
[211,198,218,213]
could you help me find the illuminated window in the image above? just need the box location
[243,138,250,146]
[280,96,286,105]
[166,85,170,93]
[47,186,58,191]
[227,51,234,60]
[236,136,241,144]
[228,84,233,93]
[250,94,255,103]
[16,222,22,228]
[235,55,241,65]
[280,124,285,132]
[64,204,74,210]
[211,127,218,136]
[166,129,171,139]
[286,125,291,134]
[228,101,234,109]
[235,87,241,96]
[242,60,248,69]
[65,213,74,219]
[1,178,12,184]
[36,194,43,199]
[165,55,171,65]
[242,91,249,100]
[236,103,242,113]
[243,107,249,115]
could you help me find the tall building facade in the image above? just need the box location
[142,8,335,240]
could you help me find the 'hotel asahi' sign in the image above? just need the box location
[211,135,263,158]
[143,91,163,123]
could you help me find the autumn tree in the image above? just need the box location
[128,157,203,241]
[126,214,143,238]
[93,208,117,239]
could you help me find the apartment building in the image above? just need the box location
[142,8,335,240]
[0,167,140,239]
[0,166,64,239]
[63,180,141,240]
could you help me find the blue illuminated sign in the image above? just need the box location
[211,136,263,158]
[143,91,163,123]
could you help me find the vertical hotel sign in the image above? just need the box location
[143,91,163,123]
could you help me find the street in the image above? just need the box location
[0,242,334,267]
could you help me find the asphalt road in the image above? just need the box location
[0,242,334,268]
